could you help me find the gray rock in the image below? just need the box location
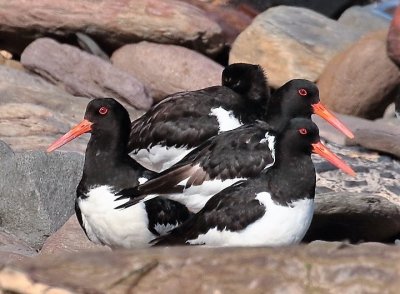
[230,5,361,87]
[304,192,400,242]
[338,5,390,36]
[0,141,84,249]
[21,38,152,110]
[0,65,144,152]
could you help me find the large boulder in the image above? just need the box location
[111,42,223,101]
[0,66,143,152]
[2,244,400,293]
[318,30,400,119]
[0,0,223,56]
[0,141,84,250]
[21,38,152,110]
[230,6,360,88]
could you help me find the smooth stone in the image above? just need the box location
[21,38,152,110]
[0,0,223,56]
[318,30,400,119]
[0,65,143,152]
[0,229,37,265]
[305,192,400,242]
[111,42,223,101]
[3,245,400,293]
[230,5,360,88]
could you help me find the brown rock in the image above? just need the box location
[0,66,143,152]
[112,42,223,101]
[0,229,37,265]
[387,5,400,66]
[318,30,400,119]
[41,215,110,255]
[230,6,360,88]
[0,0,223,56]
[305,192,400,242]
[3,244,400,293]
[21,38,152,110]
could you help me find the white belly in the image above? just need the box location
[131,145,194,172]
[188,192,315,247]
[79,185,155,249]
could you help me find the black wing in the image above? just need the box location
[127,87,239,152]
[151,179,267,246]
[115,122,277,208]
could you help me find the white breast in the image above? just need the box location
[78,185,155,249]
[187,192,314,247]
[210,107,243,132]
[131,145,194,172]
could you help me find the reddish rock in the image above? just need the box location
[387,5,400,66]
[0,0,223,56]
[21,38,152,110]
[230,6,360,88]
[0,229,37,265]
[318,30,400,119]
[112,42,223,101]
[41,215,110,254]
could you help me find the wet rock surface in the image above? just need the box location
[2,244,400,293]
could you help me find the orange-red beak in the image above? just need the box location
[312,102,354,139]
[312,141,356,177]
[47,119,93,152]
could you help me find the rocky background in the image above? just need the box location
[0,0,399,292]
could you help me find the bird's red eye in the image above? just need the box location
[99,107,108,115]
[298,88,308,96]
[299,128,308,135]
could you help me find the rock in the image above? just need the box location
[318,30,400,119]
[0,0,223,56]
[383,102,396,119]
[304,192,400,242]
[2,244,400,293]
[111,42,223,101]
[0,141,84,249]
[387,4,400,66]
[21,38,152,110]
[338,5,389,36]
[0,229,37,265]
[229,6,360,88]
[0,66,143,152]
[40,215,110,255]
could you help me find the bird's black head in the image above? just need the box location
[47,98,131,153]
[273,79,319,120]
[278,118,355,176]
[222,63,270,102]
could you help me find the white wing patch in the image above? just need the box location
[187,192,314,247]
[210,107,242,132]
[260,132,276,170]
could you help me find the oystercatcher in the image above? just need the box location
[395,92,400,119]
[151,118,352,247]
[127,63,270,172]
[47,98,192,249]
[115,80,355,212]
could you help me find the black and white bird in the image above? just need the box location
[151,118,353,247]
[116,80,355,213]
[47,98,192,249]
[127,63,270,172]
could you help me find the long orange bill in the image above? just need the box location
[47,119,93,152]
[312,102,354,139]
[312,141,356,177]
